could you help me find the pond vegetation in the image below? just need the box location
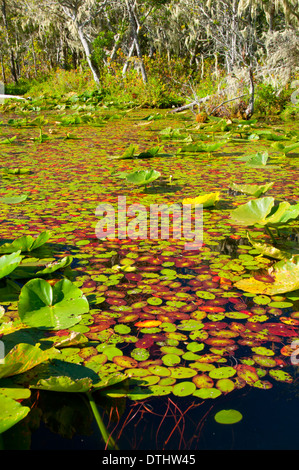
[0,0,298,451]
[0,96,298,450]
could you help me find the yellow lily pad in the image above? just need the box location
[182,191,220,207]
[234,259,299,295]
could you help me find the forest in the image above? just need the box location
[0,0,298,116]
[0,0,298,453]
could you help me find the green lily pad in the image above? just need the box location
[173,381,196,396]
[169,366,197,379]
[0,393,30,433]
[147,296,163,305]
[161,353,181,366]
[183,141,226,153]
[0,231,51,254]
[125,169,161,186]
[252,355,277,367]
[268,369,293,383]
[98,346,123,361]
[251,347,274,356]
[131,348,150,361]
[148,365,171,377]
[0,251,22,279]
[271,141,299,155]
[247,233,291,260]
[31,376,93,393]
[229,182,274,197]
[230,197,299,227]
[148,384,173,396]
[193,388,222,399]
[245,151,269,167]
[18,278,89,330]
[0,195,28,204]
[0,343,59,379]
[214,409,243,424]
[215,378,235,393]
[209,367,236,379]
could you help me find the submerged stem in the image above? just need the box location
[86,392,119,450]
[265,226,277,244]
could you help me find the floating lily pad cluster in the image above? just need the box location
[0,104,298,441]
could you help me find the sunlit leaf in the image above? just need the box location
[182,191,220,207]
[229,182,274,197]
[0,393,30,434]
[234,259,299,295]
[18,278,89,330]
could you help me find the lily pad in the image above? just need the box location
[173,381,196,396]
[215,378,235,393]
[0,231,51,254]
[0,251,22,279]
[234,259,299,295]
[0,393,30,433]
[193,388,222,399]
[229,182,274,197]
[125,169,161,186]
[214,409,243,424]
[161,353,181,366]
[0,343,59,379]
[230,197,299,227]
[31,376,93,393]
[0,195,28,204]
[18,278,89,330]
[182,191,220,208]
[268,369,293,383]
[209,366,236,379]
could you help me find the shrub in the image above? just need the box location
[255,83,293,115]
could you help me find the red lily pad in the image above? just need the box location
[236,364,259,384]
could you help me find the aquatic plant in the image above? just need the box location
[125,169,161,186]
[271,141,299,156]
[0,231,51,254]
[234,258,299,295]
[230,197,299,242]
[229,182,273,197]
[182,191,220,207]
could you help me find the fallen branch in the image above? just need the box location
[208,93,248,115]
[171,95,212,113]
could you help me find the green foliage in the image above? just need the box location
[0,231,51,254]
[229,182,274,197]
[0,252,22,279]
[125,169,161,186]
[255,83,293,115]
[18,278,89,330]
[92,31,115,68]
[230,197,299,228]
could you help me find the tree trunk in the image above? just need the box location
[1,0,18,83]
[31,38,37,77]
[0,54,6,84]
[122,41,135,76]
[245,66,254,118]
[124,0,148,83]
[77,24,100,85]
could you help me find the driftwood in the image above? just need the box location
[0,94,26,101]
[171,89,251,118]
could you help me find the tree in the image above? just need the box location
[24,0,110,85]
[1,0,19,82]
